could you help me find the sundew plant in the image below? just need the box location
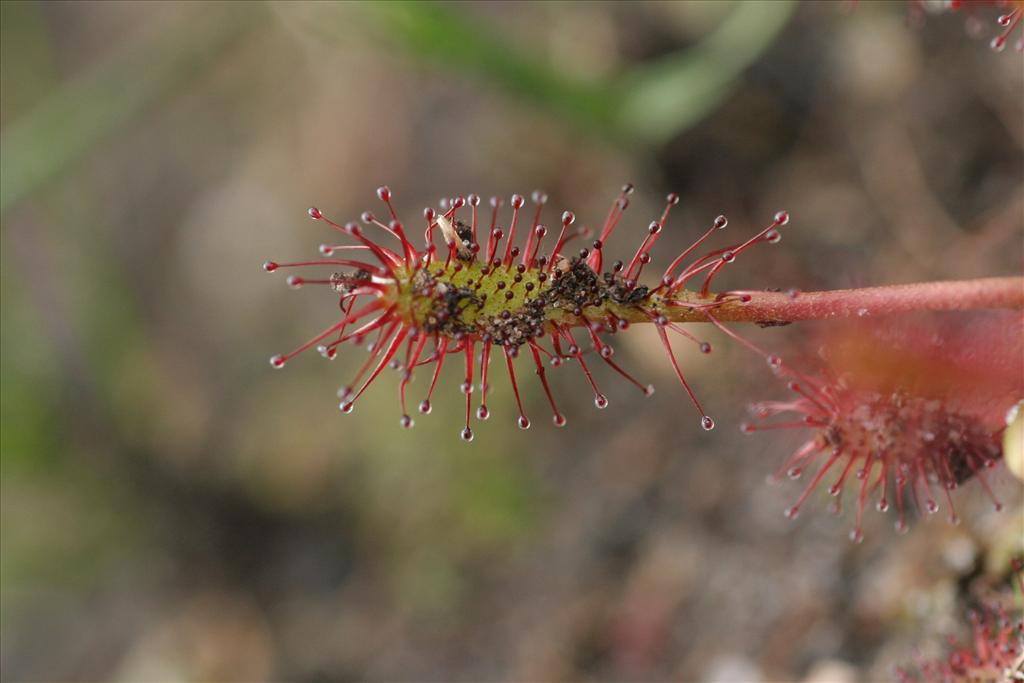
[10,1,1024,682]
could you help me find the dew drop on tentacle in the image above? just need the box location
[419,400,432,414]
[263,261,279,272]
[477,405,490,420]
[308,207,322,220]
[518,416,531,430]
[594,394,609,409]
[461,427,474,442]
[400,414,413,429]
[553,414,567,427]
[269,354,286,368]
[701,415,715,431]
[339,401,354,413]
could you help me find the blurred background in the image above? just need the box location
[1,1,1022,681]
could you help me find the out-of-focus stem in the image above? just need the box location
[642,276,1024,324]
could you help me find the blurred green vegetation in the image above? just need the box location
[352,0,795,143]
[348,0,794,143]
[2,0,159,617]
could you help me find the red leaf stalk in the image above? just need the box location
[652,277,1024,325]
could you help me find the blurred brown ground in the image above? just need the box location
[1,1,1021,681]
